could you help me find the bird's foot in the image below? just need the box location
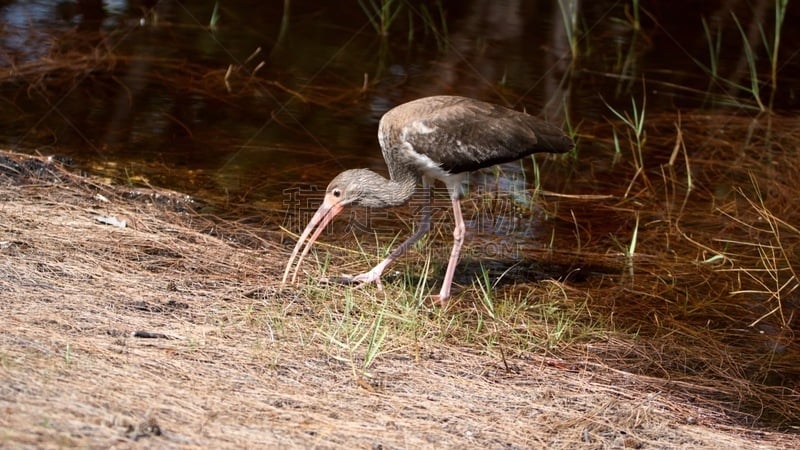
[320,269,384,291]
[350,270,384,290]
[430,294,449,307]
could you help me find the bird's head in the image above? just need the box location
[281,168,381,285]
[324,168,387,208]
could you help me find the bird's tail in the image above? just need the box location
[532,120,575,154]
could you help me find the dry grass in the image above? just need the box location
[1,111,799,449]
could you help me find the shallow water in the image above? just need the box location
[2,1,797,193]
[1,0,798,254]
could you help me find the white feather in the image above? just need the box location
[399,142,466,197]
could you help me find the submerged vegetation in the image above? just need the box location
[1,0,799,447]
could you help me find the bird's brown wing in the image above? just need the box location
[395,98,571,175]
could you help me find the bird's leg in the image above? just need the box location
[345,180,433,290]
[433,192,465,305]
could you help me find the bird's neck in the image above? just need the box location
[359,168,418,208]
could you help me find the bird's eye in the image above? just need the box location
[332,189,341,198]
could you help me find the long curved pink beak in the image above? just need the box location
[281,194,345,285]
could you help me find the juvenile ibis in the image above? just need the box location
[282,95,574,304]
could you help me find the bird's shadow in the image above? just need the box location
[452,259,588,286]
[319,274,362,286]
[320,259,616,299]
[384,258,601,291]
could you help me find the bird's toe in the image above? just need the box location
[430,294,449,307]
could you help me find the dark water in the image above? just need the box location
[2,0,798,207]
